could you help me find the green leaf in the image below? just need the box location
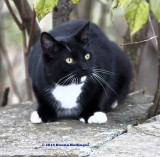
[127,124,134,132]
[125,0,149,38]
[119,0,132,8]
[33,0,59,21]
[70,0,79,4]
[150,0,160,23]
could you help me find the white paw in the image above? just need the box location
[88,112,107,124]
[30,111,42,123]
[111,100,118,109]
[79,118,85,123]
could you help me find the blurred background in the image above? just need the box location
[0,0,158,105]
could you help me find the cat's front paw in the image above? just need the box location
[30,111,42,123]
[88,112,107,124]
[79,118,85,123]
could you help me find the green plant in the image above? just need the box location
[112,0,160,38]
[33,0,79,21]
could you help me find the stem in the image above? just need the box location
[13,0,41,44]
[22,9,36,101]
[5,0,33,101]
[22,29,33,101]
[2,1,22,101]
[0,39,22,102]
[4,0,24,31]
[26,10,36,56]
[149,15,158,47]
[128,89,145,96]
[52,0,74,27]
[120,36,158,46]
[1,87,10,107]
[149,23,160,118]
[153,23,160,115]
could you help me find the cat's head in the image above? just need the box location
[41,22,94,85]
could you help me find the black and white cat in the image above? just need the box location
[29,20,132,124]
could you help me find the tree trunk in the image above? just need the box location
[99,3,109,29]
[52,0,75,27]
[149,23,160,117]
[5,0,37,101]
[0,36,22,102]
[0,0,4,102]
[13,0,41,45]
[0,52,3,103]
[123,23,149,92]
[79,0,93,20]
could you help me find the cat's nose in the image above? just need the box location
[82,65,88,71]
[82,68,88,75]
[82,63,88,71]
[82,67,88,72]
[81,63,89,75]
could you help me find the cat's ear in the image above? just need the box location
[75,22,90,43]
[41,32,61,58]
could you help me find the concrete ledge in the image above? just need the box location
[91,115,160,157]
[0,94,155,156]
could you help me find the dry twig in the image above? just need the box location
[1,88,10,107]
[120,36,158,46]
[5,0,33,101]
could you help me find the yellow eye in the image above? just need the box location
[66,57,73,64]
[85,53,90,60]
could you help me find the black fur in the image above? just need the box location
[29,20,132,123]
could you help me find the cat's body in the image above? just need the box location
[29,20,132,124]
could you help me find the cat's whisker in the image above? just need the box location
[65,75,76,85]
[57,73,73,84]
[93,73,107,85]
[92,67,118,75]
[42,87,51,96]
[93,72,118,96]
[73,77,77,84]
[70,75,77,84]
[71,78,74,84]
[90,75,97,84]
[74,77,76,84]
[93,70,117,76]
[92,73,108,98]
[76,77,79,84]
[61,74,75,85]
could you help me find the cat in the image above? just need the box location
[29,19,132,124]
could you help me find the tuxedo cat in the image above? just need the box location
[29,20,132,124]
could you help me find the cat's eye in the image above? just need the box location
[85,53,90,60]
[66,57,73,64]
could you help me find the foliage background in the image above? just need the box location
[0,0,158,105]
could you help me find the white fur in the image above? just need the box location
[88,112,107,124]
[111,100,118,109]
[79,118,85,123]
[81,76,87,83]
[30,111,42,123]
[52,83,84,109]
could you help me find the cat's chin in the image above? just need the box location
[80,76,87,83]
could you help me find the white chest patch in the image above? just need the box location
[52,83,84,109]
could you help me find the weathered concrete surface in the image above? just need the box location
[0,94,156,156]
[91,115,160,157]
